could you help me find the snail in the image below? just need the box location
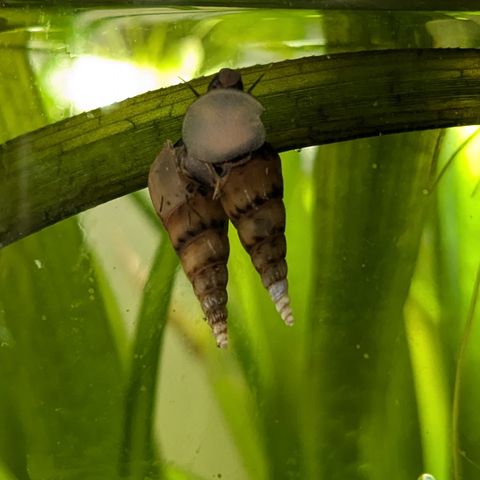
[218,141,293,326]
[148,68,293,347]
[148,141,230,348]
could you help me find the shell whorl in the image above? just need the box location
[148,69,294,347]
[148,141,230,348]
[268,280,293,326]
[219,143,294,326]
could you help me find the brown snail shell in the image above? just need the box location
[148,141,230,348]
[148,68,293,348]
[219,143,293,326]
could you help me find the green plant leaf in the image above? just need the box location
[432,127,480,480]
[305,131,437,479]
[0,218,125,480]
[0,460,17,480]
[2,49,480,248]
[120,238,178,479]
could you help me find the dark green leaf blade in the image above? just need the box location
[2,49,480,248]
[307,131,436,479]
[0,217,125,480]
[120,238,178,479]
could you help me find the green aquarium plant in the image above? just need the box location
[1,4,480,480]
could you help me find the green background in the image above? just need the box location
[1,5,480,480]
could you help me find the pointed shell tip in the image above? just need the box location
[216,332,228,348]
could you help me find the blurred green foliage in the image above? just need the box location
[1,6,480,480]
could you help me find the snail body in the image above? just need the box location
[182,88,266,165]
[148,68,293,347]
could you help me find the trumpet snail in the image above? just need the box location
[148,68,293,348]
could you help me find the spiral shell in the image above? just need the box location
[148,141,230,348]
[148,68,293,347]
[219,143,293,326]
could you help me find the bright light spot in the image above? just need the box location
[284,38,326,47]
[46,36,204,113]
[462,126,480,177]
[48,55,162,112]
[180,37,203,75]
[418,474,436,480]
[460,125,479,137]
[300,146,317,174]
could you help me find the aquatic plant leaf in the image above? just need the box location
[0,218,125,480]
[120,239,178,479]
[306,131,436,479]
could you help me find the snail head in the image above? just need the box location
[208,68,244,91]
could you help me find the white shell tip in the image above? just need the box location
[278,302,294,326]
[215,332,228,349]
[268,281,294,326]
[283,311,294,326]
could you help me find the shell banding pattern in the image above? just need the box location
[148,68,293,348]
